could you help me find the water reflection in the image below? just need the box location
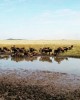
[11,56,25,62]
[25,56,37,62]
[0,55,10,60]
[39,56,52,63]
[0,54,68,63]
[11,56,38,62]
[54,57,68,64]
[0,55,80,75]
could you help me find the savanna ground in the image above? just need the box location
[0,40,80,57]
[0,40,80,100]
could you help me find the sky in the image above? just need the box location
[0,0,80,40]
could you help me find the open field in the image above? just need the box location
[0,40,80,57]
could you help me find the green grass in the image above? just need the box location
[0,40,80,57]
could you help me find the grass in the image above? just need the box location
[0,40,80,57]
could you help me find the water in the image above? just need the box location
[0,55,80,75]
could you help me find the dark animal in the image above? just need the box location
[54,49,60,56]
[54,47,64,56]
[40,47,52,55]
[3,47,11,54]
[58,47,64,53]
[18,48,26,53]
[63,47,68,51]
[0,48,5,54]
[11,45,17,52]
[3,47,10,51]
[68,45,73,50]
[11,52,24,57]
[11,47,18,53]
[29,48,36,53]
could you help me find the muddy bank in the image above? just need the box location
[0,70,80,100]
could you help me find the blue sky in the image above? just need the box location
[0,0,80,40]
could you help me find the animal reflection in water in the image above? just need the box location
[54,57,68,64]
[39,56,52,63]
[0,55,9,60]
[11,56,38,62]
[11,56,25,62]
[0,55,68,63]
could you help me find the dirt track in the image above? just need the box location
[0,69,80,100]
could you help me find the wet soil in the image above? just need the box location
[0,70,80,100]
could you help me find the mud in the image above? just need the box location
[0,70,80,100]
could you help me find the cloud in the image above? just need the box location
[0,4,80,40]
[25,9,80,39]
[30,9,80,25]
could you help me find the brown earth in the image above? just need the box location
[0,69,80,100]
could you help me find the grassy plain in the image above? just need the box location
[0,40,80,57]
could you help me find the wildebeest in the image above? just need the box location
[3,47,10,51]
[54,47,64,56]
[11,52,24,57]
[11,46,26,57]
[63,47,68,52]
[54,49,60,56]
[68,45,73,50]
[39,47,52,55]
[24,48,37,57]
[3,47,11,54]
[17,47,26,53]
[0,48,6,54]
[29,48,37,53]
[58,47,64,53]
[11,46,18,53]
[11,46,25,52]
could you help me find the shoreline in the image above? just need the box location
[0,53,80,59]
[0,70,80,100]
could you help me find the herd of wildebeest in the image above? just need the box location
[0,45,73,57]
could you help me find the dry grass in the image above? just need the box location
[0,40,80,57]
